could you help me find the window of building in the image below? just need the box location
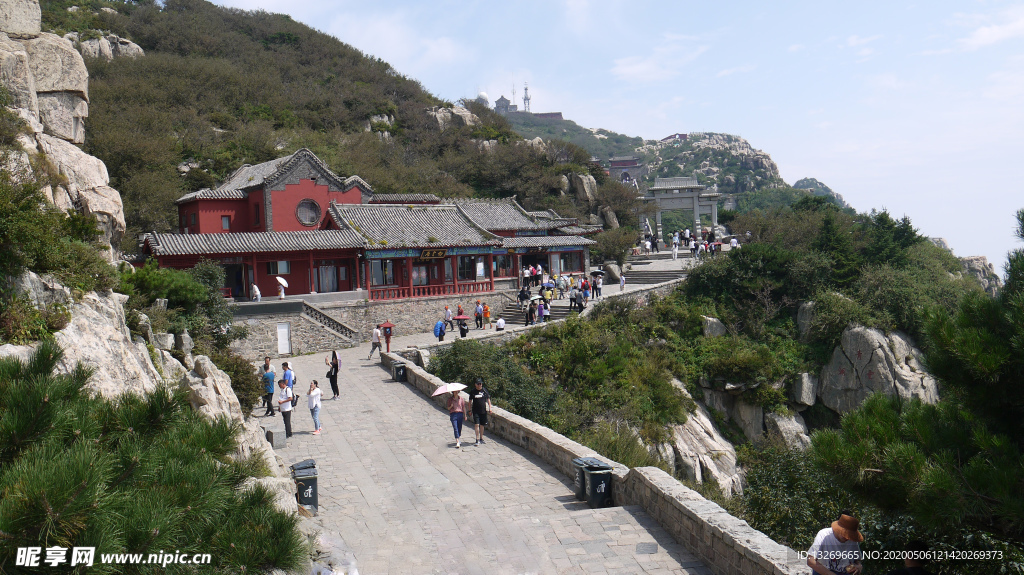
[458,256,489,281]
[266,261,291,275]
[559,252,583,273]
[190,213,196,225]
[254,204,261,226]
[444,259,453,281]
[412,265,428,286]
[296,199,322,227]
[221,215,230,230]
[371,259,396,286]
[492,254,513,277]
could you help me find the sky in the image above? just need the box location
[212,0,1024,270]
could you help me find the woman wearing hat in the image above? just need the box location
[807,511,863,575]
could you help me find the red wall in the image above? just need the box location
[178,199,249,234]
[268,180,363,232]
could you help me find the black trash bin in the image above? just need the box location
[392,361,406,382]
[583,460,613,508]
[293,466,318,509]
[571,457,591,501]
[290,459,315,472]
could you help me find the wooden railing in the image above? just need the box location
[370,280,495,301]
[302,302,358,340]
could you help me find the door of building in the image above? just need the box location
[318,266,338,292]
[338,264,351,291]
[277,322,291,355]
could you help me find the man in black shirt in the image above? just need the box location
[466,377,493,445]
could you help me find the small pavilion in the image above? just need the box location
[643,177,722,240]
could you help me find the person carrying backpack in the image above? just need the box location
[434,318,446,342]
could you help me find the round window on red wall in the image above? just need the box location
[296,199,322,226]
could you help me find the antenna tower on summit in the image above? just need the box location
[522,83,531,112]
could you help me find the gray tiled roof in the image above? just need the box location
[369,193,441,204]
[450,198,544,231]
[218,155,293,191]
[501,236,596,248]
[143,229,366,256]
[328,203,501,248]
[609,156,639,162]
[555,225,603,236]
[529,210,561,221]
[174,188,248,205]
[650,176,702,190]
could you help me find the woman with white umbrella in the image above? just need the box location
[276,276,288,299]
[433,383,468,448]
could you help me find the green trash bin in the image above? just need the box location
[583,460,613,508]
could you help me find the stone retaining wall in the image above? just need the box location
[381,352,805,575]
[231,312,353,361]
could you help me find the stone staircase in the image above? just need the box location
[300,301,358,344]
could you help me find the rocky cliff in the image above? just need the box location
[644,132,785,195]
[1,0,127,258]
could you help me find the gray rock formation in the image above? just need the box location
[601,206,620,229]
[764,412,810,450]
[69,32,145,62]
[11,270,71,310]
[960,255,1002,297]
[37,91,87,142]
[602,263,622,281]
[791,373,817,408]
[569,173,598,206]
[426,105,479,131]
[556,174,569,196]
[0,33,38,113]
[0,0,41,39]
[733,398,764,442]
[797,301,815,339]
[21,33,88,98]
[668,381,743,496]
[152,332,174,350]
[701,315,727,337]
[818,325,938,414]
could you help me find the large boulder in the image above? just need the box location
[791,372,818,408]
[37,91,88,143]
[797,301,815,339]
[960,255,1001,297]
[0,33,38,114]
[569,173,598,206]
[79,185,126,249]
[733,398,764,442]
[601,206,620,229]
[0,0,41,39]
[764,411,810,450]
[556,174,569,196]
[10,270,70,310]
[602,263,621,282]
[36,132,108,187]
[19,33,89,98]
[181,355,244,423]
[668,380,743,496]
[77,35,113,60]
[106,35,144,59]
[701,315,727,337]
[426,105,479,131]
[818,325,939,414]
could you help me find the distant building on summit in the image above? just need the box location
[607,156,646,183]
[494,95,518,115]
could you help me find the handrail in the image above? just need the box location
[302,302,358,340]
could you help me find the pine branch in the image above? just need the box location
[55,481,88,522]
[108,458,138,490]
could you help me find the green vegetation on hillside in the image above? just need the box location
[504,112,644,160]
[0,343,306,573]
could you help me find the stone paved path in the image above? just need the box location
[266,344,711,575]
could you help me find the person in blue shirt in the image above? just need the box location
[282,362,295,389]
[262,364,276,416]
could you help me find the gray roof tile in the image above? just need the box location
[369,193,441,204]
[328,203,500,248]
[144,229,366,256]
[450,198,545,231]
[174,188,248,205]
[501,236,596,248]
[650,176,702,190]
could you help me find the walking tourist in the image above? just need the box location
[582,278,591,306]
[475,300,484,329]
[644,239,651,254]
[467,377,493,445]
[536,300,545,323]
[684,227,691,240]
[282,361,295,390]
[521,266,529,288]
[307,380,323,435]
[368,325,382,360]
[277,380,294,438]
[620,275,626,292]
[529,265,537,287]
[444,305,454,330]
[324,350,340,399]
[447,389,467,448]
[277,283,285,299]
[434,318,446,342]
[526,301,537,326]
[458,319,470,338]
[730,237,739,250]
[262,364,276,416]
[672,242,678,260]
[251,282,261,302]
[595,275,603,298]
[263,356,277,377]
[536,264,544,287]
[483,302,491,329]
[518,286,529,310]
[806,512,863,575]
[495,315,505,331]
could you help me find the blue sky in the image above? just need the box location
[213,0,1024,269]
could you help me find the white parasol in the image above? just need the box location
[431,383,467,397]
[276,276,289,288]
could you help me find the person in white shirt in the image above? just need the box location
[807,512,863,575]
[251,283,261,302]
[277,380,294,438]
[307,380,323,435]
[495,315,505,331]
[368,324,383,359]
[730,237,739,249]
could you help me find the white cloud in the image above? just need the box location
[959,6,1024,50]
[326,10,470,74]
[716,65,755,78]
[610,34,708,83]
[788,44,804,52]
[847,34,881,47]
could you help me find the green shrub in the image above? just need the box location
[0,296,51,344]
[210,349,264,417]
[805,290,872,350]
[579,421,669,473]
